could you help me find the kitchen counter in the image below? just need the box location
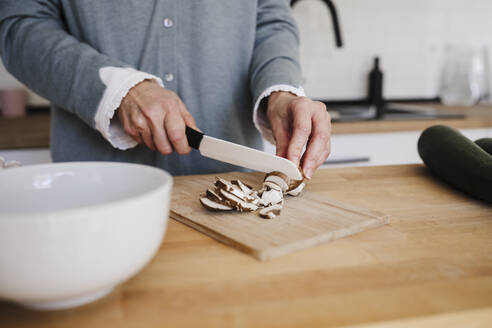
[0,113,50,149]
[2,165,491,327]
[1,104,491,149]
[332,103,492,135]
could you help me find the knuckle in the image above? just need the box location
[133,119,146,130]
[167,129,185,142]
[315,101,327,111]
[294,122,311,134]
[292,97,310,109]
[325,111,332,122]
[142,106,164,123]
[317,131,331,142]
[124,127,137,137]
[160,98,179,111]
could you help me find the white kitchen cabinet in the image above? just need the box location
[263,128,492,168]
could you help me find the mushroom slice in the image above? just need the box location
[219,189,258,212]
[264,171,304,193]
[264,174,289,192]
[262,181,282,192]
[287,179,304,192]
[260,188,283,206]
[215,177,234,192]
[206,188,223,203]
[231,179,254,195]
[200,197,233,211]
[259,204,282,219]
[286,182,305,196]
[229,186,249,201]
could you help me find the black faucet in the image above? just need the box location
[291,0,343,48]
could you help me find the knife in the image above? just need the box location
[185,127,303,180]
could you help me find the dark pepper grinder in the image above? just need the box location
[368,57,384,118]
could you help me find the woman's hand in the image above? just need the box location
[118,80,198,155]
[267,91,331,179]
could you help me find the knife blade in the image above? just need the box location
[186,127,303,180]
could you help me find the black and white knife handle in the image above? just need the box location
[185,126,204,149]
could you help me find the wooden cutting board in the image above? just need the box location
[170,171,389,261]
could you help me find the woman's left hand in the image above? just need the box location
[267,91,332,179]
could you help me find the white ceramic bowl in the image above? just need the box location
[0,162,172,310]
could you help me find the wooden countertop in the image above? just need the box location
[1,104,491,149]
[332,103,492,134]
[1,165,491,327]
[0,113,50,149]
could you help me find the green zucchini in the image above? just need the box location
[475,138,492,155]
[418,125,492,203]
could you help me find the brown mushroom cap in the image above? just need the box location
[264,171,304,192]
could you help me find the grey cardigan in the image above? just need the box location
[0,0,302,175]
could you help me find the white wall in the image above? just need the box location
[292,0,492,100]
[2,0,492,104]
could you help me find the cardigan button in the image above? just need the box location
[164,73,174,82]
[163,18,174,28]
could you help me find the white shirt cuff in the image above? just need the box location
[252,84,306,145]
[95,66,164,150]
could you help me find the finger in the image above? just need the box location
[164,111,190,155]
[119,107,143,144]
[270,116,290,158]
[178,103,200,131]
[286,105,312,166]
[316,144,331,168]
[316,112,332,168]
[301,112,331,179]
[130,109,156,151]
[144,105,173,155]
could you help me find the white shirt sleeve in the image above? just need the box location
[94,66,164,150]
[252,84,306,145]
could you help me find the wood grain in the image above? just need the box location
[169,171,389,260]
[1,165,491,328]
[0,113,50,149]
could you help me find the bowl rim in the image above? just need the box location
[0,161,173,219]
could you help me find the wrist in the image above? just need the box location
[267,91,298,113]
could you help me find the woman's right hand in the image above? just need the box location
[117,80,198,155]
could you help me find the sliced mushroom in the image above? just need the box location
[231,179,254,195]
[260,188,283,206]
[199,197,233,211]
[200,172,305,218]
[206,188,223,203]
[262,181,282,192]
[263,171,304,192]
[219,189,258,212]
[287,178,304,192]
[259,204,282,219]
[215,177,234,192]
[264,174,289,192]
[286,182,305,196]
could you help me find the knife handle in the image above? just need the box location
[185,126,204,149]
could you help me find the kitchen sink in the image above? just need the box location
[324,102,465,122]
